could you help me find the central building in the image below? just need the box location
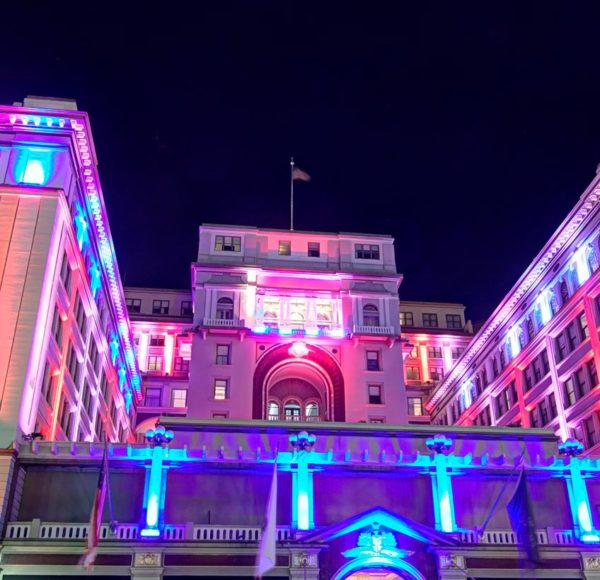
[188,224,407,424]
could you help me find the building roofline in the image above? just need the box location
[200,223,394,239]
[400,300,467,309]
[427,171,600,411]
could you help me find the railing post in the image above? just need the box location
[30,518,40,539]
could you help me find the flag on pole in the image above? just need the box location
[506,465,541,565]
[256,456,278,577]
[292,166,311,182]
[80,445,109,568]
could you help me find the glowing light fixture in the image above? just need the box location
[538,289,553,325]
[22,159,46,184]
[574,246,591,285]
[289,341,309,358]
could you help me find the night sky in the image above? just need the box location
[3,4,600,322]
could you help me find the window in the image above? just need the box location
[355,244,380,260]
[40,362,54,404]
[150,334,165,347]
[446,314,462,329]
[564,378,576,408]
[567,321,578,350]
[145,388,161,407]
[307,242,320,257]
[579,313,589,340]
[268,401,280,420]
[559,279,570,304]
[588,360,599,387]
[173,357,190,373]
[575,367,587,399]
[152,300,170,315]
[427,346,442,359]
[126,298,141,313]
[408,397,423,416]
[212,412,229,419]
[59,397,73,438]
[81,380,91,412]
[278,240,291,256]
[60,252,72,294]
[215,235,241,252]
[216,297,234,320]
[52,305,63,345]
[284,400,301,421]
[555,334,568,361]
[147,356,163,372]
[216,344,231,365]
[181,301,193,316]
[368,384,383,404]
[366,350,380,371]
[400,312,414,327]
[214,379,228,400]
[363,304,380,327]
[422,313,438,328]
[406,366,420,381]
[430,366,444,381]
[584,416,599,448]
[451,347,464,360]
[171,389,187,408]
[305,402,319,418]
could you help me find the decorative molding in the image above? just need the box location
[134,552,161,567]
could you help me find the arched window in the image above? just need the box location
[284,400,301,421]
[362,304,380,327]
[289,311,304,329]
[305,402,319,420]
[268,401,280,421]
[559,279,569,305]
[216,297,234,320]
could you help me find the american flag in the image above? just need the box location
[80,445,109,568]
[292,166,311,182]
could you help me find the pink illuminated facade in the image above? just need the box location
[0,97,140,450]
[428,171,600,450]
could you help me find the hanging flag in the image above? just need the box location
[506,465,541,565]
[256,457,278,577]
[80,445,109,568]
[292,166,311,182]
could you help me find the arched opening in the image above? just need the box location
[216,297,234,320]
[363,304,380,327]
[345,572,403,580]
[332,560,424,580]
[252,343,346,421]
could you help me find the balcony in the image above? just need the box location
[352,325,395,335]
[267,414,324,422]
[202,318,245,328]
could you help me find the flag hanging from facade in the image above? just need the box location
[506,465,541,565]
[292,166,311,182]
[256,457,278,577]
[80,445,109,568]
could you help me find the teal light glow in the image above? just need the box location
[581,533,600,543]
[298,490,310,530]
[578,500,593,533]
[538,289,553,325]
[15,148,54,186]
[566,456,598,540]
[73,202,89,251]
[146,493,159,527]
[88,258,101,297]
[431,454,456,533]
[439,491,453,533]
[142,444,165,537]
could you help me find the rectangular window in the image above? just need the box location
[451,347,464,360]
[212,412,229,419]
[427,346,442,359]
[171,389,187,408]
[60,252,72,294]
[575,367,587,399]
[555,334,568,361]
[368,384,383,404]
[126,298,141,313]
[307,242,320,257]
[530,407,540,428]
[369,417,385,424]
[430,366,444,381]
[541,349,550,375]
[40,362,53,404]
[366,350,380,371]
[408,397,423,416]
[400,312,414,327]
[406,366,420,381]
[216,344,231,365]
[588,360,599,388]
[548,393,558,419]
[147,356,163,372]
[355,244,380,260]
[152,300,170,315]
[150,334,165,347]
[564,378,576,408]
[567,322,579,350]
[59,397,73,438]
[422,313,438,328]
[180,301,193,316]
[214,379,228,400]
[584,416,598,448]
[52,305,63,345]
[278,240,291,256]
[579,313,590,340]
[215,235,241,252]
[145,388,161,407]
[173,357,190,373]
[446,314,462,329]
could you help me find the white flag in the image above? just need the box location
[292,166,311,182]
[256,458,278,577]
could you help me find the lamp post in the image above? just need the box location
[141,426,174,538]
[289,431,316,531]
[426,435,456,533]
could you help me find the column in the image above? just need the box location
[427,436,457,533]
[289,431,316,531]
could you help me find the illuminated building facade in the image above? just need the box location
[4,423,600,578]
[0,97,140,449]
[400,301,473,424]
[428,171,600,447]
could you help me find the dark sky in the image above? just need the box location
[3,4,600,321]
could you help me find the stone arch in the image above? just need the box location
[252,342,345,421]
[332,558,425,580]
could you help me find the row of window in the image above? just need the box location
[144,387,187,408]
[400,312,462,329]
[529,393,558,428]
[563,359,598,409]
[213,235,382,261]
[407,346,465,360]
[126,298,193,317]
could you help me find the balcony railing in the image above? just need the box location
[5,521,292,543]
[202,318,245,328]
[267,414,323,422]
[352,325,395,335]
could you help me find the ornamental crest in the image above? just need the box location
[343,522,412,560]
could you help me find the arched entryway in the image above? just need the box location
[345,572,403,580]
[332,560,424,580]
[252,342,345,421]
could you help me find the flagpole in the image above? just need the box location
[290,157,294,231]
